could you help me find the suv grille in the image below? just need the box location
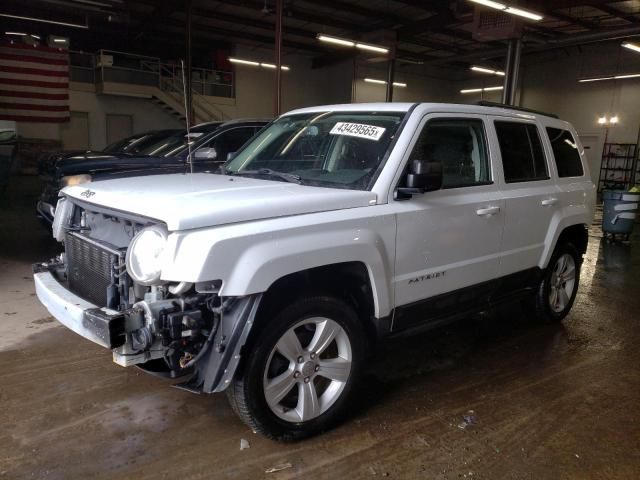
[65,232,124,307]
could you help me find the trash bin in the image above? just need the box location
[602,190,639,238]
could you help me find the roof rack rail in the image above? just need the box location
[476,101,559,119]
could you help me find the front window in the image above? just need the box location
[224,111,406,190]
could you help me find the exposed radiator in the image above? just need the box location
[65,232,124,307]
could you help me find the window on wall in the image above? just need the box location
[546,127,584,178]
[408,118,491,188]
[495,121,548,183]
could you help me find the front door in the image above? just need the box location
[393,114,505,331]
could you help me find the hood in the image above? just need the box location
[63,173,377,230]
[56,153,179,176]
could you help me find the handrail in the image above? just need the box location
[98,49,161,62]
[158,66,230,121]
[69,48,234,121]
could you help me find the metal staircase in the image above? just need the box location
[90,50,234,124]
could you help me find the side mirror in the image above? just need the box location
[397,160,442,199]
[194,147,217,160]
[226,152,236,161]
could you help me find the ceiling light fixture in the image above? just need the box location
[317,34,389,54]
[317,34,354,47]
[260,62,290,70]
[610,115,619,124]
[468,0,543,21]
[5,32,41,39]
[71,0,115,7]
[471,65,505,76]
[355,43,389,54]
[622,42,640,53]
[460,86,504,93]
[364,78,407,87]
[229,58,259,66]
[229,57,290,70]
[597,116,608,125]
[470,0,507,9]
[0,13,88,29]
[579,73,640,82]
[504,7,543,21]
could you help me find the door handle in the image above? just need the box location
[476,206,501,216]
[541,198,559,207]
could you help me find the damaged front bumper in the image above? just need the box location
[33,263,262,394]
[34,269,125,349]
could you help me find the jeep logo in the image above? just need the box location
[80,189,95,199]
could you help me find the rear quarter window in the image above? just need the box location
[495,121,549,183]
[546,127,584,177]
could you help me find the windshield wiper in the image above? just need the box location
[227,168,302,184]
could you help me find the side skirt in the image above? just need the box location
[385,267,543,336]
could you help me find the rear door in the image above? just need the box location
[490,117,560,281]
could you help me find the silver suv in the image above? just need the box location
[35,102,595,440]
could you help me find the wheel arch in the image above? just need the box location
[539,200,591,270]
[540,220,589,269]
[242,262,380,360]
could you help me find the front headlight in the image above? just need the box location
[125,225,169,286]
[60,174,92,187]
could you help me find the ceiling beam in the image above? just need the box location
[295,0,411,29]
[157,16,319,54]
[426,23,640,65]
[548,10,598,30]
[211,0,371,32]
[590,3,640,25]
[207,0,472,57]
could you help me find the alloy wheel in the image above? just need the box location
[549,253,576,313]
[262,317,352,423]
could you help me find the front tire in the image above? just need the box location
[534,242,581,322]
[226,295,366,441]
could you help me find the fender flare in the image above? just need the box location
[218,229,394,318]
[539,204,590,269]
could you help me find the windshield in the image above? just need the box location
[103,130,181,154]
[224,111,405,190]
[140,123,223,157]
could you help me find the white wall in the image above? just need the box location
[352,63,456,103]
[70,88,184,150]
[14,46,459,152]
[212,45,354,119]
[521,44,640,183]
[451,43,640,181]
[520,44,640,143]
[17,83,184,150]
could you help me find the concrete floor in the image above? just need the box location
[1,176,639,480]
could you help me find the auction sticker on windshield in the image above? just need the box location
[330,122,386,141]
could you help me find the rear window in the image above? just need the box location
[546,127,584,177]
[495,121,548,183]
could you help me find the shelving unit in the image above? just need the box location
[597,142,637,193]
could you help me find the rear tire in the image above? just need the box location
[226,295,366,441]
[534,242,581,322]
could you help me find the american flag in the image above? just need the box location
[0,42,70,123]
